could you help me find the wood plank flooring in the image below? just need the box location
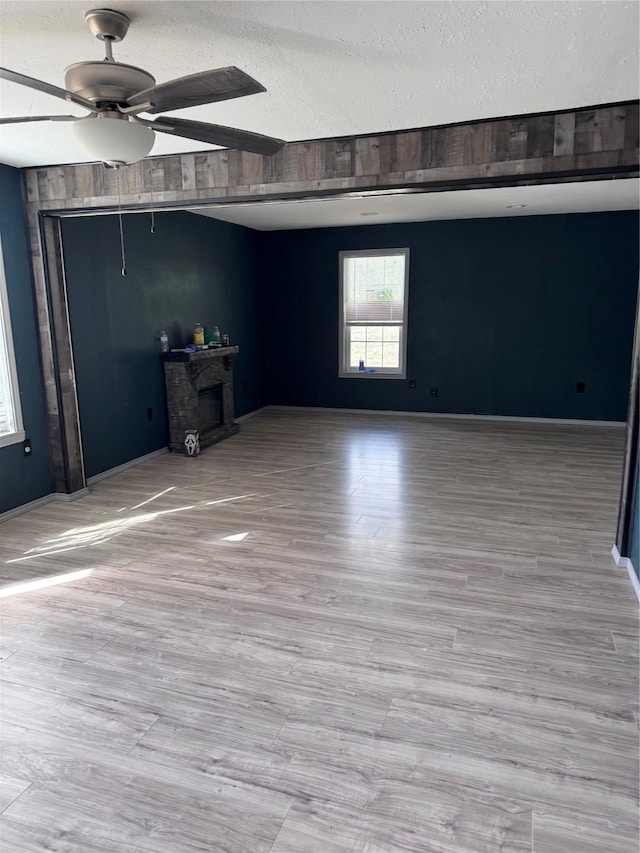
[0,409,638,852]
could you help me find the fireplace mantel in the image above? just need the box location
[163,346,240,453]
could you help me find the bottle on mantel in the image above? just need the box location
[211,325,221,346]
[193,322,205,346]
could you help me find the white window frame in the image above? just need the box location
[339,248,410,379]
[0,238,25,448]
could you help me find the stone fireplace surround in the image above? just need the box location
[163,347,240,453]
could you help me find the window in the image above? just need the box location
[0,240,24,448]
[339,248,409,378]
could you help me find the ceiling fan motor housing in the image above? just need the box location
[64,61,156,105]
[85,8,131,43]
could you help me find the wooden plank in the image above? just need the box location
[553,113,576,156]
[320,139,353,179]
[592,106,627,151]
[395,131,422,171]
[421,127,446,168]
[296,142,322,182]
[180,154,196,191]
[161,157,183,191]
[36,168,65,202]
[623,103,639,150]
[194,151,229,190]
[574,110,597,154]
[492,120,511,162]
[355,137,380,176]
[238,151,264,186]
[464,123,494,164]
[507,120,528,160]
[264,147,285,183]
[281,145,301,182]
[442,126,467,166]
[526,114,555,158]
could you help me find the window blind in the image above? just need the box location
[343,254,406,323]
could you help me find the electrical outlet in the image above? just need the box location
[409,379,416,389]
[576,381,586,394]
[430,387,438,397]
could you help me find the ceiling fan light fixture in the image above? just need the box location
[73,113,154,166]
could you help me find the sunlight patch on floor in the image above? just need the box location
[0,568,93,598]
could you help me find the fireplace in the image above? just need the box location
[163,346,240,454]
[198,384,222,436]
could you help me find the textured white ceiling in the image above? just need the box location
[191,180,640,230]
[0,1,638,168]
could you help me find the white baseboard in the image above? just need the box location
[236,406,267,423]
[267,405,624,427]
[86,447,168,485]
[54,488,90,502]
[611,545,640,602]
[627,562,640,602]
[0,493,55,523]
[611,544,628,568]
[0,487,90,524]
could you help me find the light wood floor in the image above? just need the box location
[0,409,638,852]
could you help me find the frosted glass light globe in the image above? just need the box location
[73,115,154,166]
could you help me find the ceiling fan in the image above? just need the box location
[0,8,286,167]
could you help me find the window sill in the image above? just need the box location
[339,371,406,380]
[0,429,25,449]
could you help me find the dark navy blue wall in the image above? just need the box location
[259,212,639,420]
[0,164,52,513]
[62,211,262,479]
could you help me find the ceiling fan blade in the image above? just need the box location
[0,67,96,111]
[128,66,266,114]
[142,116,285,156]
[0,115,78,125]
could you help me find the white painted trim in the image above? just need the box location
[0,493,55,523]
[0,487,89,523]
[53,488,90,502]
[611,544,628,568]
[610,545,639,602]
[267,405,625,427]
[0,238,24,438]
[86,447,168,485]
[236,406,267,423]
[626,560,640,602]
[0,429,26,448]
[338,248,409,380]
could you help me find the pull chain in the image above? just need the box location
[115,165,127,275]
[147,159,156,234]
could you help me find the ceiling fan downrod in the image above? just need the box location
[103,37,114,63]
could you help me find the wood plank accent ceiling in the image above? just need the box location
[19,101,640,495]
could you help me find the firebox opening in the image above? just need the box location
[198,385,223,436]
